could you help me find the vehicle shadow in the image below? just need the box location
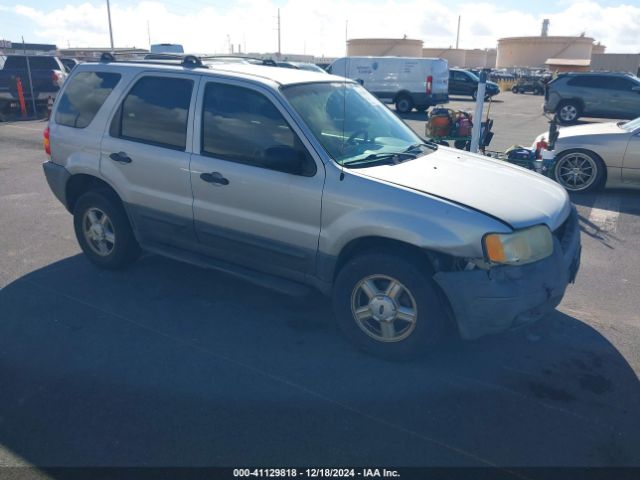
[1,254,639,469]
[570,189,638,248]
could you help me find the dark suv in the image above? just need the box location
[448,69,500,100]
[544,72,640,124]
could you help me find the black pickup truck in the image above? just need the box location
[0,55,67,114]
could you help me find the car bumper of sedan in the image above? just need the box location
[433,207,581,340]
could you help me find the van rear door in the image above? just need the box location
[428,58,449,96]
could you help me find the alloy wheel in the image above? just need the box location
[555,153,597,191]
[350,274,418,342]
[82,207,116,256]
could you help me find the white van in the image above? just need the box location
[328,56,449,113]
[150,43,185,54]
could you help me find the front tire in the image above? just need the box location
[332,253,446,359]
[554,150,605,193]
[73,190,140,269]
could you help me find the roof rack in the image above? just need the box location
[99,51,206,68]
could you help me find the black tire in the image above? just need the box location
[555,100,581,125]
[511,86,519,94]
[553,149,606,193]
[73,189,140,269]
[533,87,543,95]
[332,252,447,359]
[395,95,414,114]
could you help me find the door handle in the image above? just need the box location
[200,171,229,185]
[109,152,132,164]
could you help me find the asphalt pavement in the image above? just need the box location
[1,93,639,474]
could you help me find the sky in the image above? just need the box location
[0,0,639,57]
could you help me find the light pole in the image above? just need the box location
[106,0,115,52]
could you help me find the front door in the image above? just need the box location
[100,73,199,247]
[189,80,325,281]
[622,132,640,184]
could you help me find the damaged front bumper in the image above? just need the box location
[434,207,581,340]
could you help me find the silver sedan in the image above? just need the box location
[534,117,640,192]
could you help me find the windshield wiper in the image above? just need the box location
[343,151,418,167]
[404,141,438,153]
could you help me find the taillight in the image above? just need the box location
[44,126,51,155]
[426,75,433,95]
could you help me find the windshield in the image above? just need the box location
[282,82,432,166]
[620,117,640,132]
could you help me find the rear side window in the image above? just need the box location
[112,76,193,151]
[55,72,121,128]
[608,77,638,91]
[567,76,609,89]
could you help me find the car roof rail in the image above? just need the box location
[99,51,206,69]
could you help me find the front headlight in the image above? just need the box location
[483,225,553,265]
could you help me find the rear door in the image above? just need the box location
[100,72,199,248]
[189,80,324,280]
[428,59,449,96]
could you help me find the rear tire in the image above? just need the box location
[332,253,446,359]
[73,190,140,269]
[511,86,519,94]
[555,100,581,125]
[395,95,414,114]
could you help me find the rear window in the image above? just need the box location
[55,72,121,129]
[4,56,59,70]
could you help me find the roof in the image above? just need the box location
[82,58,346,86]
[545,58,591,66]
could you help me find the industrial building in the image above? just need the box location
[0,40,56,55]
[496,35,595,69]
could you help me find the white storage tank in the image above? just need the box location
[497,36,594,68]
[347,38,423,57]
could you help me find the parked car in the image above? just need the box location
[290,62,328,73]
[60,58,80,73]
[150,43,184,54]
[43,56,580,358]
[533,117,640,192]
[0,55,67,112]
[448,68,500,100]
[544,72,640,125]
[328,56,449,113]
[512,75,546,95]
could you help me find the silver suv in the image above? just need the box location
[43,55,581,358]
[544,72,640,125]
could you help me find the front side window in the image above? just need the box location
[113,76,193,151]
[55,72,121,128]
[283,82,431,167]
[201,83,315,176]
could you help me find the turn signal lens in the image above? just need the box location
[44,126,51,155]
[483,225,553,265]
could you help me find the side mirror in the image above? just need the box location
[263,145,309,175]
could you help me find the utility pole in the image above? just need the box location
[456,15,460,49]
[106,0,115,52]
[147,20,151,49]
[345,20,348,56]
[277,8,281,57]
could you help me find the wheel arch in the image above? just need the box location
[65,173,124,213]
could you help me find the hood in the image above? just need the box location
[556,121,625,140]
[354,148,571,231]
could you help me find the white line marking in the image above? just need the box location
[588,194,620,233]
[0,123,45,132]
